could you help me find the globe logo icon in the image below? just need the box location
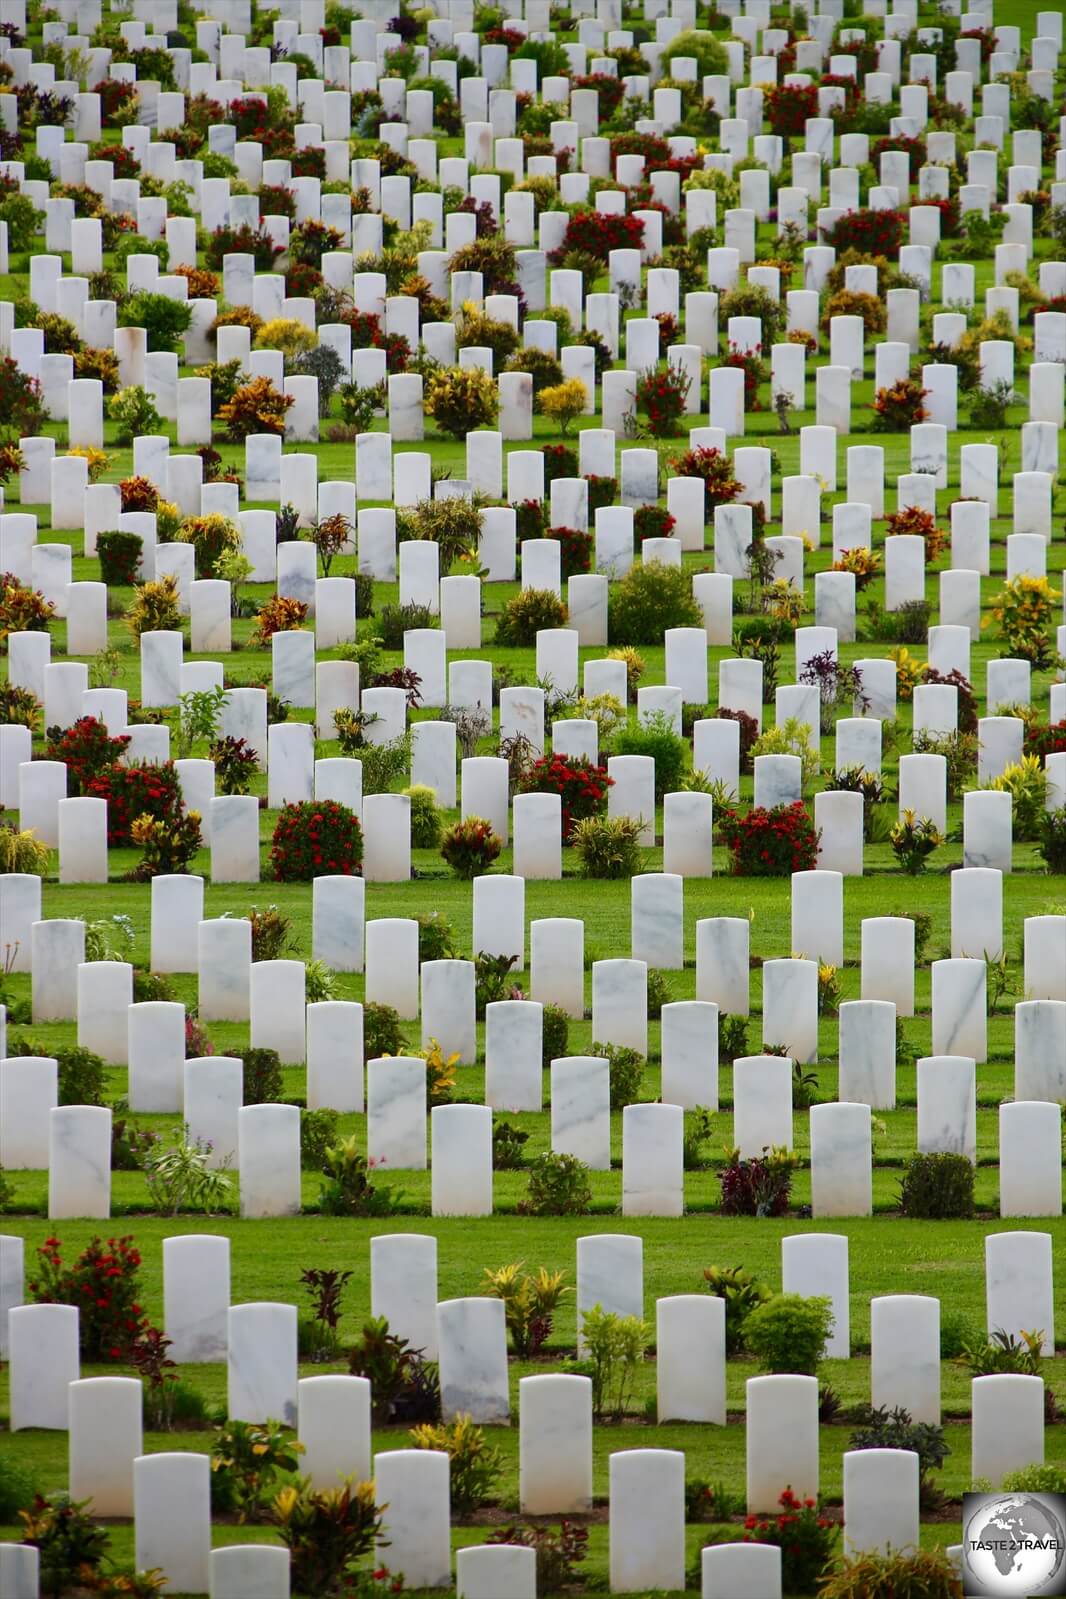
[965,1495,1066,1595]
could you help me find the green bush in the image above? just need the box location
[377,600,438,650]
[744,1293,835,1374]
[403,785,443,849]
[416,911,460,962]
[117,291,193,353]
[541,1002,569,1066]
[572,815,645,878]
[300,1108,340,1169]
[581,1304,650,1419]
[519,1151,592,1215]
[239,1047,284,1105]
[0,1455,39,1520]
[363,1002,408,1062]
[107,385,163,444]
[660,28,728,76]
[702,1265,772,1356]
[96,530,143,586]
[898,1152,974,1219]
[607,560,702,644]
[612,711,687,798]
[56,1047,107,1107]
[818,1549,963,1599]
[999,1464,1066,1494]
[591,1042,645,1110]
[494,587,568,646]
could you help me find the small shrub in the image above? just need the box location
[613,711,687,799]
[607,559,702,644]
[898,1152,974,1218]
[817,1548,964,1599]
[347,1315,440,1425]
[29,1234,146,1360]
[969,378,1015,429]
[572,814,644,878]
[635,363,689,436]
[239,1047,283,1105]
[300,1109,340,1170]
[272,1477,383,1596]
[542,1003,569,1066]
[0,682,42,732]
[518,754,610,841]
[107,383,164,443]
[209,736,259,795]
[319,1137,403,1217]
[520,1150,592,1215]
[363,1002,408,1062]
[591,1042,645,1110]
[486,1522,588,1591]
[0,574,54,645]
[18,1494,109,1596]
[719,1147,796,1217]
[742,1489,838,1595]
[97,530,143,586]
[890,810,944,874]
[703,1263,773,1358]
[219,376,294,440]
[425,364,498,438]
[545,523,592,579]
[441,816,502,879]
[87,760,183,846]
[271,800,363,881]
[492,1120,530,1171]
[849,1404,949,1504]
[984,575,1061,669]
[745,1293,834,1374]
[1038,807,1066,874]
[409,1414,502,1517]
[719,802,819,876]
[116,292,192,353]
[144,1134,232,1215]
[871,377,929,431]
[581,1304,650,1419]
[494,587,568,646]
[0,1456,39,1521]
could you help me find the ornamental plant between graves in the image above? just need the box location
[271,801,363,881]
[718,802,820,876]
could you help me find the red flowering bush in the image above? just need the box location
[547,525,593,578]
[554,209,644,264]
[822,209,904,257]
[29,1235,147,1360]
[764,82,819,138]
[872,134,927,180]
[724,343,766,410]
[585,474,618,516]
[923,195,960,238]
[515,498,547,540]
[519,754,611,841]
[88,140,140,178]
[1024,720,1066,763]
[633,505,677,544]
[293,146,326,179]
[654,312,679,353]
[742,1490,837,1594]
[667,444,740,518]
[542,442,579,485]
[0,356,46,439]
[719,801,820,876]
[341,309,411,372]
[573,72,626,118]
[45,716,131,796]
[871,377,929,432]
[271,799,363,881]
[87,760,184,846]
[204,223,284,272]
[635,364,690,435]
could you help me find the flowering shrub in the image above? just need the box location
[719,802,820,876]
[633,505,677,545]
[271,800,363,881]
[984,576,1062,667]
[45,716,130,795]
[253,595,310,644]
[82,761,180,846]
[724,343,766,409]
[743,1489,837,1594]
[546,525,593,578]
[635,363,690,435]
[1025,721,1066,763]
[667,444,740,517]
[518,755,611,841]
[0,572,54,645]
[554,209,644,264]
[764,81,819,137]
[585,474,618,516]
[441,816,503,878]
[872,133,927,180]
[719,1147,796,1217]
[29,1235,147,1360]
[515,499,546,540]
[541,442,578,485]
[871,378,929,432]
[822,209,904,256]
[218,376,294,440]
[885,505,946,561]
